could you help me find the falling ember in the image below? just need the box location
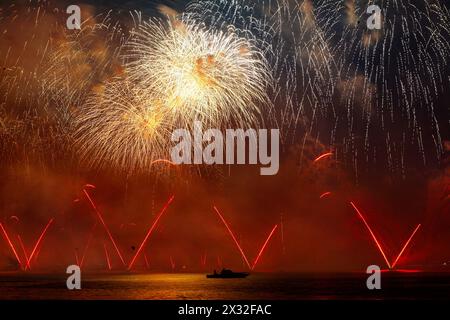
[251,224,278,270]
[26,218,54,270]
[320,192,332,199]
[314,152,333,163]
[213,206,252,269]
[350,202,392,269]
[0,223,22,268]
[83,189,126,266]
[128,195,175,270]
[391,224,422,269]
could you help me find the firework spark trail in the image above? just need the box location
[83,189,126,266]
[103,243,112,271]
[128,195,175,270]
[251,224,278,270]
[314,152,333,163]
[326,0,450,173]
[187,0,341,145]
[0,4,90,170]
[350,202,391,269]
[144,253,150,269]
[74,81,172,175]
[320,192,332,199]
[42,12,128,121]
[26,218,54,270]
[0,223,22,268]
[213,206,252,269]
[189,0,450,173]
[391,224,422,269]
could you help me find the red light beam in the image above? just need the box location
[213,206,252,270]
[350,202,392,269]
[83,189,126,266]
[26,218,54,270]
[128,195,175,270]
[0,223,22,268]
[391,224,422,269]
[251,224,278,270]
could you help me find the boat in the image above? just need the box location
[206,268,250,278]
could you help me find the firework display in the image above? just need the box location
[0,0,449,305]
[124,16,272,129]
[0,0,448,175]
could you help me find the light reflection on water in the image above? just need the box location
[0,273,449,300]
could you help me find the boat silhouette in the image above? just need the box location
[206,268,250,278]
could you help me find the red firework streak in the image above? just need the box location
[251,224,278,270]
[26,218,54,270]
[213,206,252,269]
[320,192,332,199]
[83,189,126,266]
[350,202,422,269]
[128,195,175,270]
[391,224,422,269]
[314,152,333,163]
[350,202,392,268]
[0,223,22,268]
